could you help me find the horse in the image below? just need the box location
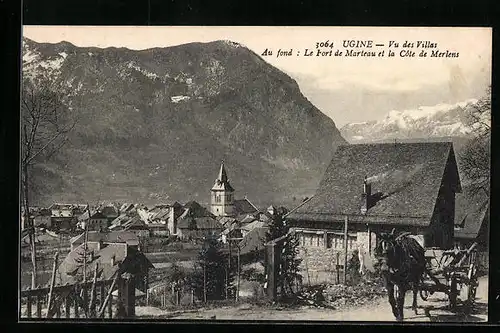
[376,229,426,321]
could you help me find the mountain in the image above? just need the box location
[340,100,478,144]
[22,38,347,207]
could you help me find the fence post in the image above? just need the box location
[265,241,277,301]
[203,261,207,303]
[107,292,112,318]
[124,275,135,318]
[336,252,340,284]
[46,252,59,318]
[100,283,105,310]
[36,295,42,318]
[236,245,240,302]
[74,287,80,318]
[89,264,99,317]
[26,295,32,318]
[55,302,61,318]
[65,294,71,318]
[344,216,348,285]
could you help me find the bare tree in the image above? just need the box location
[459,87,491,202]
[21,78,77,288]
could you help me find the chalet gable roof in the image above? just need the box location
[55,242,153,286]
[287,142,461,226]
[234,198,260,215]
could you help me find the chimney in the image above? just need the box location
[361,176,371,214]
[111,254,116,266]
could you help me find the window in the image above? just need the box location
[326,233,357,249]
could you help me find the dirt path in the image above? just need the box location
[136,276,488,322]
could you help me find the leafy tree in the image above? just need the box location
[166,262,186,287]
[459,88,491,204]
[21,78,77,288]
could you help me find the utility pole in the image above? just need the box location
[343,215,348,285]
[203,260,207,303]
[236,245,241,302]
[83,203,91,284]
[227,237,243,301]
[227,238,231,299]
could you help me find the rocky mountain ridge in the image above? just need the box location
[22,37,347,207]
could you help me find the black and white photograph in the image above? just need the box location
[19,26,491,322]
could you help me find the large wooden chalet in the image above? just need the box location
[285,142,462,277]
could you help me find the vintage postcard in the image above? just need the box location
[20,26,491,322]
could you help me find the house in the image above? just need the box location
[454,188,489,271]
[56,236,154,293]
[177,216,222,240]
[285,142,462,278]
[120,203,137,213]
[110,215,150,238]
[237,226,269,263]
[218,216,237,229]
[99,204,120,224]
[219,220,243,244]
[233,197,260,220]
[240,220,267,237]
[33,208,52,228]
[48,203,79,231]
[146,202,184,236]
[77,209,110,231]
[177,201,222,240]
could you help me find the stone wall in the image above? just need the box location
[294,229,380,284]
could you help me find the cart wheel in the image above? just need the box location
[420,289,429,301]
[394,284,400,300]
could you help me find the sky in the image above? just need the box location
[23,26,492,127]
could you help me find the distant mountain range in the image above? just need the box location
[340,100,478,144]
[22,38,346,207]
[340,99,477,143]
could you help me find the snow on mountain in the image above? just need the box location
[340,100,479,143]
[22,39,68,81]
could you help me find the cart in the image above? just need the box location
[418,242,479,309]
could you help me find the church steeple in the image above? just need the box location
[217,161,228,183]
[211,161,235,216]
[211,160,234,192]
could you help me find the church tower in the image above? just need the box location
[210,161,235,217]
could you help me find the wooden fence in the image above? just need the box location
[145,283,196,308]
[19,277,130,319]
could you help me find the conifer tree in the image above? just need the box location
[190,236,233,301]
[265,207,302,297]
